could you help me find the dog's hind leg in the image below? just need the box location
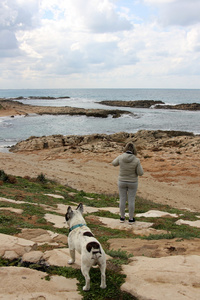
[68,249,75,264]
[99,261,106,289]
[81,265,90,291]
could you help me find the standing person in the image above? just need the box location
[112,142,144,224]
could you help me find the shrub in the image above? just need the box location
[7,175,17,184]
[0,170,8,182]
[0,170,17,184]
[37,173,47,184]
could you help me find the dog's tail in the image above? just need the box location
[86,241,102,258]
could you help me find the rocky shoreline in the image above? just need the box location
[10,129,197,154]
[0,99,131,118]
[99,100,200,110]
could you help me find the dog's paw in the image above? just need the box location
[100,284,107,289]
[68,259,75,265]
[83,285,90,291]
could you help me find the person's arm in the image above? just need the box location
[112,156,120,166]
[136,160,144,176]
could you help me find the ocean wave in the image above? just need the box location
[0,138,20,152]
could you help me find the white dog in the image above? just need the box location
[65,203,106,291]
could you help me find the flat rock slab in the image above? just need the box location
[44,193,65,199]
[43,248,81,268]
[45,213,66,228]
[0,233,36,260]
[0,197,26,204]
[42,248,110,268]
[136,210,179,218]
[98,216,153,230]
[176,219,200,228]
[97,216,166,236]
[0,207,23,214]
[16,228,67,245]
[122,255,200,300]
[109,238,200,257]
[0,266,81,300]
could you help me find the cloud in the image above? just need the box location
[80,0,133,33]
[0,30,18,50]
[0,0,40,30]
[0,0,40,59]
[40,0,132,33]
[0,0,200,88]
[11,0,135,76]
[144,0,200,26]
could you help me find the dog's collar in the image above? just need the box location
[69,223,86,233]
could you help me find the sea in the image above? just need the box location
[0,88,200,152]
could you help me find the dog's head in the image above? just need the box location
[65,203,84,227]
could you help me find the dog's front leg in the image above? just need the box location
[68,249,75,264]
[81,265,90,291]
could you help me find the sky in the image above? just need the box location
[0,0,200,89]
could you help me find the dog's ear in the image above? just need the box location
[65,206,73,221]
[76,203,83,214]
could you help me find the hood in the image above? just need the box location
[121,153,135,163]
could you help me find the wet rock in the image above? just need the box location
[99,100,200,111]
[99,100,164,108]
[155,102,200,111]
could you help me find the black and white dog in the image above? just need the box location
[65,203,106,291]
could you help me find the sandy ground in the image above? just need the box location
[0,148,200,212]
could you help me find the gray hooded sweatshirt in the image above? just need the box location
[112,152,144,182]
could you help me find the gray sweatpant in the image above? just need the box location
[118,181,138,219]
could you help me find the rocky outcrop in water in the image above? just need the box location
[99,100,200,111]
[0,99,131,118]
[99,100,164,108]
[155,103,200,111]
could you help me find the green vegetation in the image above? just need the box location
[0,170,199,299]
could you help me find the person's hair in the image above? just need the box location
[124,142,137,155]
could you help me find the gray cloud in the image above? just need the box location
[41,39,138,76]
[0,0,40,58]
[0,30,18,49]
[86,11,132,33]
[156,0,200,27]
[0,0,40,30]
[70,0,133,33]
